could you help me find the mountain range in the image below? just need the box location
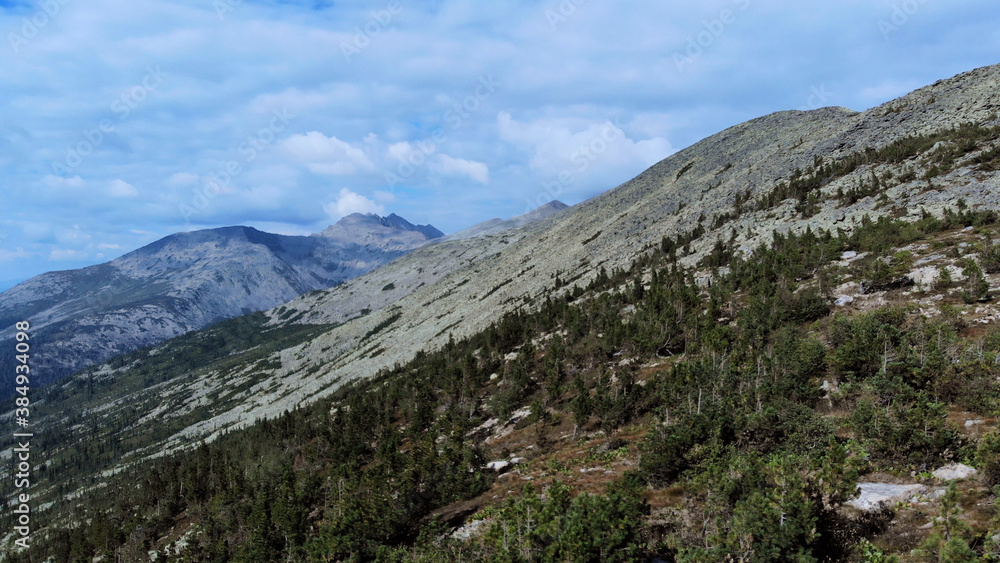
[0,213,443,384]
[0,202,576,386]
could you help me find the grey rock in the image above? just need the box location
[932,463,977,481]
[451,518,489,540]
[835,295,854,307]
[486,460,511,472]
[848,483,925,511]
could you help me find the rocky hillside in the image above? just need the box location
[5,63,1000,562]
[0,214,442,384]
[240,64,1000,427]
[10,175,1000,561]
[271,200,571,327]
[16,63,1000,451]
[442,200,569,241]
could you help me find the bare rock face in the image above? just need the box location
[0,215,442,385]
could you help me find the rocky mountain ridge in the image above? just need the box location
[442,200,570,241]
[0,213,443,384]
[313,212,444,246]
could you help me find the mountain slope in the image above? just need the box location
[7,63,1000,541]
[443,200,569,241]
[0,215,442,383]
[271,200,573,328]
[10,178,1000,561]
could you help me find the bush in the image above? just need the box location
[829,310,903,381]
[479,481,648,561]
[977,432,1000,487]
[960,259,989,303]
[982,240,1000,273]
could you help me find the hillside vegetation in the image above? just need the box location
[7,205,1000,561]
[6,65,1000,562]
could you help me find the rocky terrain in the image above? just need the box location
[6,63,1000,561]
[270,199,570,327]
[0,213,442,384]
[22,64,1000,450]
[239,64,1000,428]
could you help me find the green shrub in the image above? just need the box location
[982,240,1000,273]
[977,432,1000,487]
[961,259,989,303]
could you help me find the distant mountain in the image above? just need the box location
[315,212,444,247]
[443,201,569,241]
[270,200,574,327]
[0,214,442,385]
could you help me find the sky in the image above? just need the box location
[0,0,998,289]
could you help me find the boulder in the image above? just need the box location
[847,483,924,511]
[486,460,511,472]
[932,463,977,481]
[835,295,854,306]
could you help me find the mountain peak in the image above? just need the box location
[315,212,444,246]
[515,200,568,221]
[440,200,571,242]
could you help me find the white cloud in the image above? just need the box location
[432,154,490,184]
[109,179,139,197]
[279,131,374,175]
[387,141,421,162]
[497,112,675,177]
[323,188,385,219]
[43,175,85,188]
[373,190,397,204]
[48,249,88,261]
[167,172,199,186]
[0,247,31,261]
[247,86,357,115]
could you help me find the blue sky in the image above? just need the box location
[1,0,998,289]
